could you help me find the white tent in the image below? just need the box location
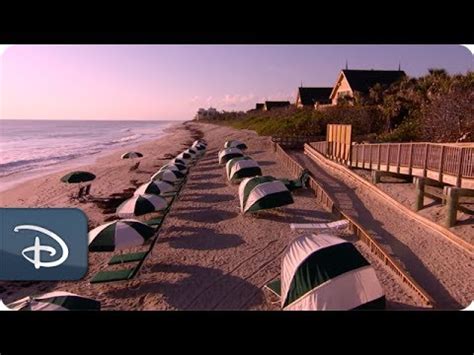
[281,233,385,310]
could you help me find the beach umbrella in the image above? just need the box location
[281,233,385,310]
[175,152,193,164]
[121,151,143,159]
[184,148,198,156]
[193,139,207,146]
[226,158,261,182]
[161,163,188,173]
[151,169,185,184]
[4,291,101,311]
[60,171,96,183]
[192,141,207,151]
[116,194,168,217]
[135,180,175,195]
[89,219,155,252]
[218,148,243,165]
[170,158,187,166]
[239,175,294,213]
[224,140,248,150]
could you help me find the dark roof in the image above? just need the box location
[265,101,290,110]
[297,87,333,105]
[342,69,406,94]
[255,103,264,110]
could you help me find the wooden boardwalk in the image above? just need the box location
[310,141,474,189]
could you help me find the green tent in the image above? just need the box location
[281,233,386,310]
[238,176,294,213]
[226,157,262,182]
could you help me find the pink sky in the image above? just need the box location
[1,45,471,120]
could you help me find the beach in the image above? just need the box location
[0,122,471,310]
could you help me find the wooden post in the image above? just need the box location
[445,187,458,227]
[377,145,381,170]
[438,145,446,182]
[414,177,425,211]
[408,143,414,176]
[362,145,366,169]
[368,145,373,170]
[371,170,381,184]
[423,144,429,177]
[396,144,402,174]
[386,145,391,172]
[455,148,465,187]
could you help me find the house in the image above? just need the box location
[264,101,291,111]
[255,103,265,110]
[329,69,406,105]
[295,87,332,108]
[195,107,219,120]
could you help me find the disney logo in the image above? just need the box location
[13,225,69,269]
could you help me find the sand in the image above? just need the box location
[0,122,465,310]
[290,150,474,308]
[352,169,474,245]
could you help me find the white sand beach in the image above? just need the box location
[0,122,471,310]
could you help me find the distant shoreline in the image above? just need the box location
[0,121,183,193]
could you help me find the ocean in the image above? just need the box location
[0,119,177,189]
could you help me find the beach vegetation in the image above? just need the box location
[195,70,473,143]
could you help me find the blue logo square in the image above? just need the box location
[0,208,88,280]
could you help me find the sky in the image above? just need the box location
[0,45,472,121]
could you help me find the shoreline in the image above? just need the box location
[0,121,183,193]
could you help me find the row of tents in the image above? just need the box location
[219,139,386,310]
[218,140,310,214]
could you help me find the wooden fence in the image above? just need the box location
[310,141,474,189]
[274,142,435,307]
[271,135,324,149]
[274,143,335,213]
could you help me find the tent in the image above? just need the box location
[281,233,385,310]
[226,158,262,182]
[224,140,248,150]
[225,156,252,178]
[218,148,243,165]
[239,176,294,213]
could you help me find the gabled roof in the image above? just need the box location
[297,87,333,106]
[330,69,406,99]
[264,101,291,110]
[345,69,405,93]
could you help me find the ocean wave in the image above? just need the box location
[0,153,83,177]
[110,133,142,144]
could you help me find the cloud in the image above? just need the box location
[221,93,256,108]
[189,95,200,103]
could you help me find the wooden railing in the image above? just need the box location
[271,135,324,149]
[274,143,335,213]
[275,142,435,307]
[310,141,474,188]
